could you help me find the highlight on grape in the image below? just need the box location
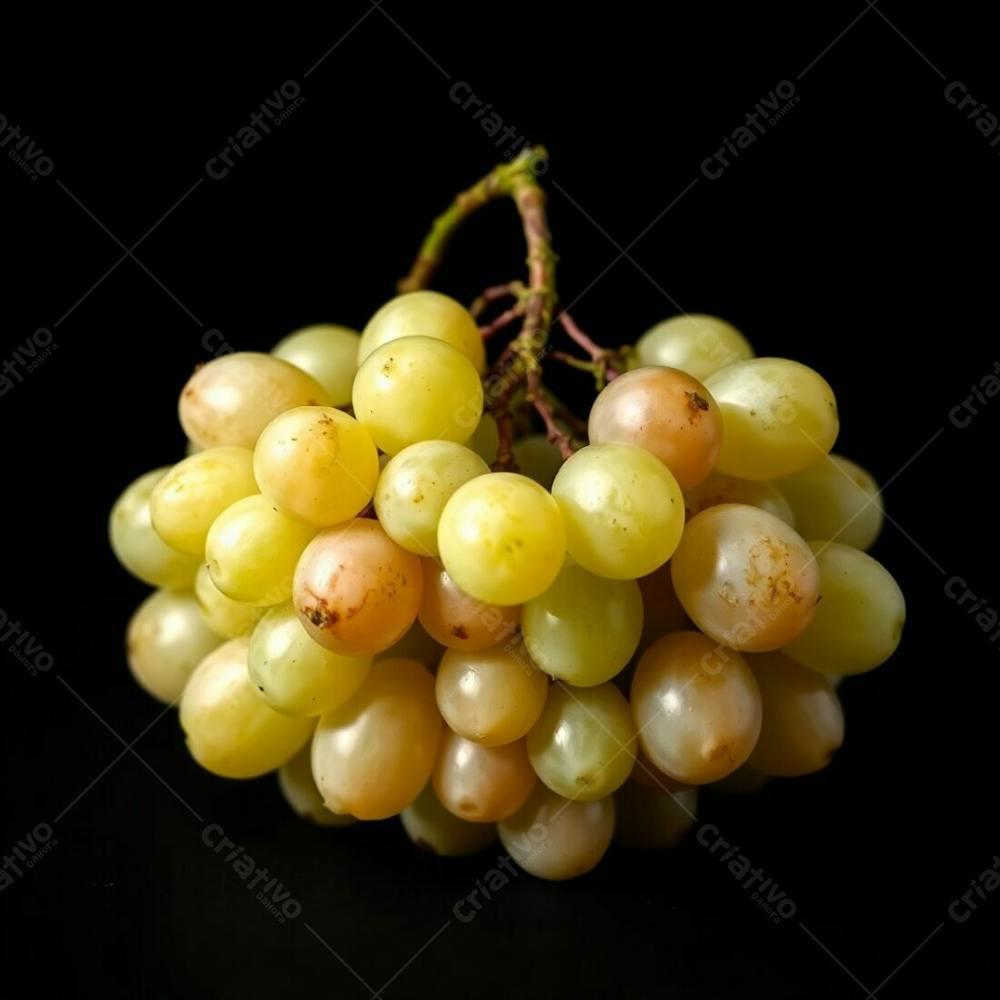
[107,147,907,881]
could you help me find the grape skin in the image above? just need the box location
[634,314,753,380]
[278,745,357,827]
[401,784,496,856]
[684,471,795,526]
[194,564,266,639]
[512,433,564,489]
[272,324,361,408]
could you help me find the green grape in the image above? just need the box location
[526,682,636,800]
[278,745,357,827]
[194,564,266,639]
[438,472,566,605]
[149,447,258,556]
[551,443,684,579]
[783,541,905,675]
[778,453,883,550]
[383,619,445,666]
[272,324,361,408]
[109,468,200,587]
[401,784,496,856]
[375,441,489,557]
[614,782,697,850]
[512,434,564,490]
[522,561,643,686]
[352,337,484,456]
[467,413,500,465]
[126,589,220,704]
[684,471,794,526]
[253,406,379,527]
[206,495,315,607]
[705,357,839,480]
[248,603,371,717]
[180,638,313,779]
[359,290,486,373]
[634,314,753,380]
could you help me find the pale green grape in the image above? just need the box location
[522,561,643,686]
[272,324,361,407]
[634,314,753,380]
[551,443,684,579]
[783,541,904,675]
[705,357,839,480]
[352,337,484,456]
[684,471,794,526]
[375,441,489,557]
[512,434,564,489]
[401,784,496,856]
[278,745,357,827]
[467,413,500,465]
[194,564,266,639]
[615,782,697,849]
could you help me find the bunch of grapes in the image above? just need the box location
[109,151,904,881]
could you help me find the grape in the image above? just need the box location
[278,745,357,827]
[272,324,361,407]
[684,471,794,526]
[629,743,692,792]
[194,564,266,639]
[206,495,316,607]
[631,631,762,784]
[248,603,371,717]
[498,785,615,881]
[109,469,200,587]
[352,337,484,456]
[512,434,564,489]
[179,638,313,779]
[614,782,697,850]
[311,658,441,820]
[149,447,258,556]
[705,357,839,480]
[778,453,883,550]
[671,504,820,651]
[588,367,723,490]
[383,619,445,666]
[438,472,566,605]
[467,413,500,465]
[636,563,689,655]
[294,520,424,655]
[126,589,220,704]
[375,441,489,557]
[180,352,331,451]
[747,651,844,776]
[435,645,549,746]
[359,290,486,373]
[783,542,905,675]
[522,561,643,686]
[418,561,520,652]
[634,314,753,380]
[401,784,496,856]
[551,443,684,579]
[253,406,379,527]
[432,730,537,822]
[526,682,636,800]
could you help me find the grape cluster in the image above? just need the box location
[110,295,905,881]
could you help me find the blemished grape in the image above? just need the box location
[109,468,200,587]
[438,472,566,605]
[614,782,698,850]
[180,352,331,451]
[375,441,489,557]
[383,619,445,666]
[248,603,371,717]
[705,357,839,480]
[435,645,549,746]
[359,290,486,373]
[126,589,221,704]
[526,682,636,800]
[467,413,500,465]
[684,471,794,526]
[522,561,643,686]
[294,520,424,655]
[180,638,313,779]
[418,562,520,652]
[783,542,905,675]
[194,564,266,639]
[498,785,615,881]
[278,745,357,827]
[671,504,820,651]
[206,495,316,607]
[588,367,723,491]
[747,651,844,776]
[512,433,564,489]
[551,443,684,579]
[635,314,753,380]
[778,453,883,550]
[352,337,484,456]
[272,324,361,408]
[149,447,258,556]
[631,631,762,785]
[254,406,379,527]
[636,563,689,654]
[401,784,496,856]
[433,730,537,822]
[311,658,441,820]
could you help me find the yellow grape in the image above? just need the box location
[467,413,500,465]
[383,619,445,666]
[636,563,689,654]
[272,324,361,408]
[401,784,496,856]
[684,470,794,526]
[615,782,698,850]
[194,564,266,639]
[278,745,356,827]
[634,314,753,381]
[512,433,564,489]
[629,743,693,792]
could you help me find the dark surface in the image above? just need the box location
[1,3,997,997]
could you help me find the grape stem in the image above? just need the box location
[469,281,524,319]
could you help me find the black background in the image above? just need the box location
[1,3,997,997]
